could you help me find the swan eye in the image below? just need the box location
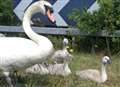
[44,5,54,13]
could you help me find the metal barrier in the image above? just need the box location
[0,26,120,37]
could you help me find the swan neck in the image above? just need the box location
[63,46,68,50]
[23,2,45,44]
[100,63,107,82]
[64,63,71,74]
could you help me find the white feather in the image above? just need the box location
[0,1,54,87]
[51,47,72,63]
[76,56,111,83]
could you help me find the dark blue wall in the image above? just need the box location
[14,0,95,27]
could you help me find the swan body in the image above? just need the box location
[76,56,111,83]
[0,1,54,71]
[0,1,55,87]
[0,33,5,37]
[26,63,71,76]
[51,47,73,63]
[47,63,71,76]
[52,38,73,63]
[25,38,72,76]
[26,64,49,74]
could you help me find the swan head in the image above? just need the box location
[39,0,55,23]
[102,56,111,65]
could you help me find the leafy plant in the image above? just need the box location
[0,0,19,25]
[69,0,120,34]
[69,0,120,54]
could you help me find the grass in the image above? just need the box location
[0,53,120,87]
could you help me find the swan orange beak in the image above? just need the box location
[47,9,56,23]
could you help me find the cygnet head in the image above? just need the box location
[102,56,111,65]
[63,38,69,46]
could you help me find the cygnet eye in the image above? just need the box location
[103,56,111,64]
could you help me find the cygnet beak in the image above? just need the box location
[107,59,112,64]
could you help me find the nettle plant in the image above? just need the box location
[69,0,120,34]
[69,0,120,54]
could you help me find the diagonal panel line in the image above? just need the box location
[14,0,33,20]
[53,0,69,12]
[53,0,69,26]
[87,1,100,13]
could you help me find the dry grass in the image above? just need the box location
[0,53,120,87]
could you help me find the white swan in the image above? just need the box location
[0,1,55,87]
[26,63,49,75]
[40,62,71,76]
[47,63,71,76]
[51,38,73,63]
[63,37,69,47]
[26,62,71,76]
[25,38,72,75]
[51,46,73,63]
[0,33,5,37]
[76,56,111,83]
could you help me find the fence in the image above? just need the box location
[0,26,120,37]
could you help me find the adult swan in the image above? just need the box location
[0,1,55,87]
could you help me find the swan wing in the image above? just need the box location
[76,69,101,81]
[0,37,39,70]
